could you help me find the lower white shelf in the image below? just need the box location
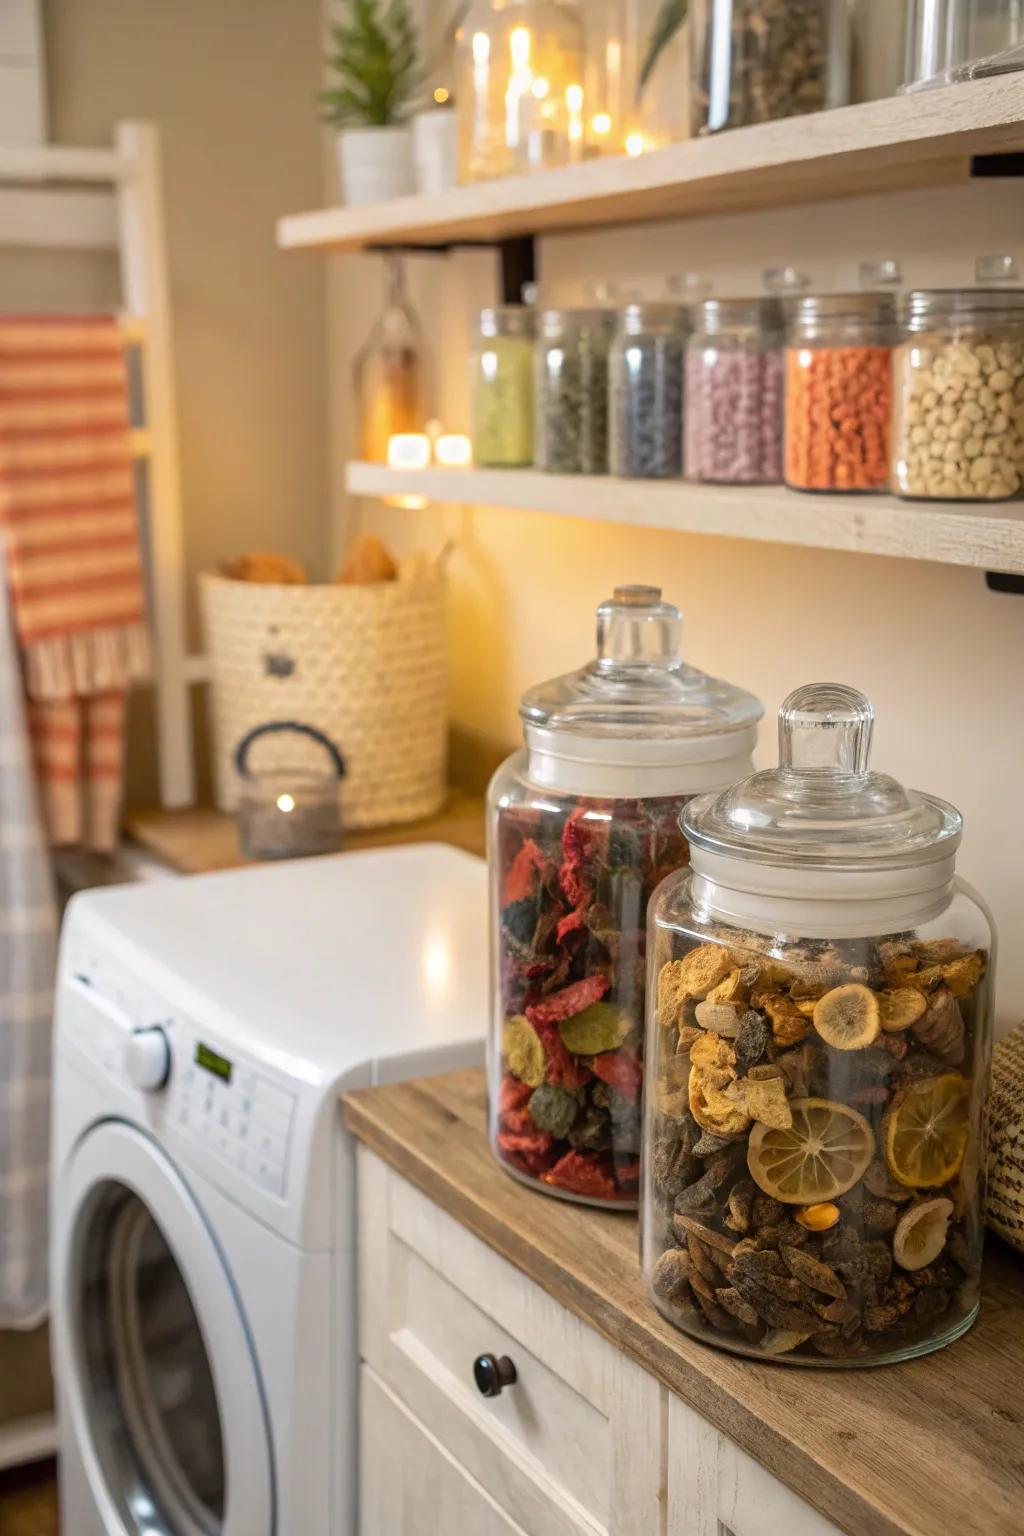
[346,462,1024,575]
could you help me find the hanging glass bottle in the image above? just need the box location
[353,256,427,464]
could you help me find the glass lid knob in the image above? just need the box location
[778,683,874,776]
[596,587,683,670]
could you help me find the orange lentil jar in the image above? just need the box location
[784,294,896,492]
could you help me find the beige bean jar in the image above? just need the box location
[892,289,1024,501]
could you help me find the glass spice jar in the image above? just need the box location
[609,304,687,479]
[892,289,1024,502]
[684,298,784,484]
[454,0,586,183]
[353,256,427,463]
[785,293,896,494]
[643,682,994,1366]
[535,308,614,474]
[690,0,850,135]
[470,306,536,467]
[488,586,763,1209]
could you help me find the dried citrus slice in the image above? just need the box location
[747,1097,875,1204]
[812,984,880,1050]
[877,987,927,1033]
[893,1197,954,1271]
[885,1073,970,1190]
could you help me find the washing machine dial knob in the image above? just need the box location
[125,1026,171,1091]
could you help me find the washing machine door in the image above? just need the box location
[56,1120,274,1535]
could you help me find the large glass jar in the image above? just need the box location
[470,306,535,467]
[892,289,1024,502]
[684,298,783,484]
[488,586,763,1208]
[904,0,1024,88]
[535,308,613,474]
[643,683,994,1366]
[455,0,586,183]
[353,256,426,463]
[690,0,850,135]
[610,304,687,478]
[785,293,896,493]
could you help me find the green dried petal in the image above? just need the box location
[528,1083,581,1138]
[558,1002,632,1056]
[503,1014,546,1088]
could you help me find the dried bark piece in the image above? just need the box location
[688,1267,738,1331]
[814,1297,859,1326]
[692,1129,735,1157]
[864,1299,913,1333]
[725,1181,756,1234]
[772,1042,819,1097]
[755,1220,808,1251]
[781,1245,847,1300]
[913,988,966,1066]
[673,1215,738,1258]
[673,1150,740,1217]
[752,1193,786,1230]
[652,1248,692,1303]
[715,1287,760,1327]
[652,1136,702,1201]
[734,1009,771,1074]
[731,1272,822,1333]
[863,1198,900,1236]
[761,1328,812,1356]
[688,1232,726,1286]
[695,999,742,1036]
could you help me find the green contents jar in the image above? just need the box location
[471,306,536,467]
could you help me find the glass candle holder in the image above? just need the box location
[234,722,346,861]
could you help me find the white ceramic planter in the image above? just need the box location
[336,125,414,207]
[412,109,458,195]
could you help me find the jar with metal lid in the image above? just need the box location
[643,682,994,1365]
[488,586,763,1208]
[785,294,896,493]
[470,306,536,467]
[535,308,614,474]
[684,298,784,484]
[892,289,1024,502]
[904,0,1024,89]
[690,0,850,135]
[609,305,687,479]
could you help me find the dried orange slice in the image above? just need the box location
[747,1097,875,1205]
[893,1197,954,1271]
[812,984,880,1050]
[885,1073,970,1190]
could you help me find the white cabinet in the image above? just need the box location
[356,1149,848,1536]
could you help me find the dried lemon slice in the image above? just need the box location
[812,984,880,1050]
[893,1197,954,1271]
[747,1098,875,1204]
[878,988,927,1033]
[885,1073,970,1190]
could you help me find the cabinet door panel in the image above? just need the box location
[360,1366,526,1536]
[668,1395,846,1536]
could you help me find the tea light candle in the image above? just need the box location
[387,433,431,470]
[435,433,472,468]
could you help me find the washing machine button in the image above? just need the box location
[125,1025,172,1091]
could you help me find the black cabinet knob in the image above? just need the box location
[473,1353,517,1398]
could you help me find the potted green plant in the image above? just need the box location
[321,0,421,206]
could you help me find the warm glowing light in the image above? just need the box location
[566,83,584,113]
[591,112,612,136]
[383,494,429,511]
[472,30,490,66]
[435,433,472,468]
[625,131,649,158]
[387,433,431,470]
[510,26,532,71]
[433,86,450,104]
[276,794,295,814]
[531,75,550,99]
[423,931,453,999]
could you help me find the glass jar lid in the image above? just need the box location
[902,287,1024,329]
[520,586,762,749]
[479,305,535,339]
[684,682,961,871]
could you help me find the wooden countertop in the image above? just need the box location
[342,1068,1024,1536]
[124,790,485,875]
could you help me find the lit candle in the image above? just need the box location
[387,433,431,470]
[566,83,584,158]
[435,433,473,468]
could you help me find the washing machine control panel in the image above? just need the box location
[65,943,297,1199]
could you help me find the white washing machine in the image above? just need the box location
[51,844,487,1535]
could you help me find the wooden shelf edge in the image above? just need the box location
[345,462,1024,576]
[278,76,1024,253]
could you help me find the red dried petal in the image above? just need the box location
[497,1128,556,1176]
[556,908,586,943]
[591,1048,643,1105]
[498,1074,533,1117]
[542,1150,617,1201]
[502,839,550,906]
[614,1158,641,1193]
[527,973,609,1026]
[559,809,593,911]
[530,1016,591,1092]
[501,1106,536,1136]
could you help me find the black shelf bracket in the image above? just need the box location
[970,152,1024,178]
[364,233,539,305]
[985,571,1024,595]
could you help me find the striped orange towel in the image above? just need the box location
[0,315,151,852]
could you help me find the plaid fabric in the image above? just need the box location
[0,314,150,851]
[0,559,56,1328]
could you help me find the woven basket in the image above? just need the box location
[987,1020,1024,1255]
[200,568,447,831]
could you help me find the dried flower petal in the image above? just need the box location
[527,1083,581,1138]
[503,1015,547,1088]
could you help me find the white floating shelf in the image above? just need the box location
[346,462,1024,575]
[280,76,1024,254]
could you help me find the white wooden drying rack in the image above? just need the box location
[0,120,198,808]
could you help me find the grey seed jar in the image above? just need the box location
[535,309,614,474]
[610,305,687,479]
